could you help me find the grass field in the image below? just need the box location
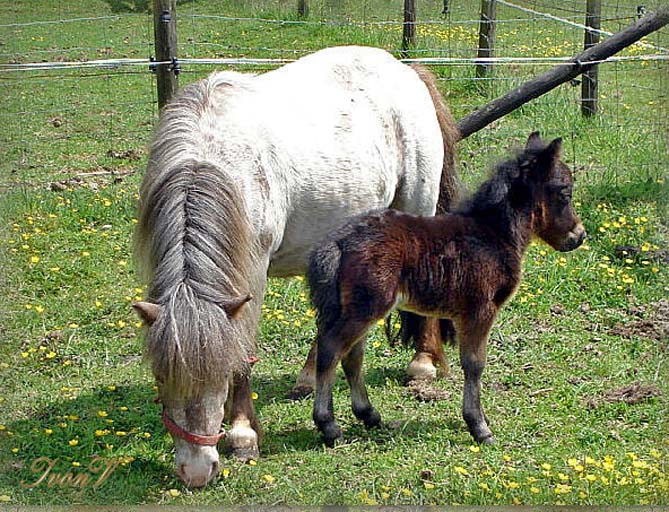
[0,0,668,506]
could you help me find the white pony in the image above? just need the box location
[134,46,459,487]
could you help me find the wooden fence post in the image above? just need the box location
[581,0,601,116]
[298,0,309,18]
[153,0,178,110]
[401,0,416,59]
[476,0,496,79]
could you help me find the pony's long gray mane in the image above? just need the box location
[135,74,254,398]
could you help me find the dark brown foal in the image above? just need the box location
[308,133,586,447]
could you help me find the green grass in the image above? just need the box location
[1,0,668,506]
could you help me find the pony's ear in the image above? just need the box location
[222,294,253,318]
[525,131,543,150]
[133,301,161,326]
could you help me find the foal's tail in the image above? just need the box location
[307,239,343,333]
[410,64,462,214]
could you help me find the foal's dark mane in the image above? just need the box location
[454,144,547,246]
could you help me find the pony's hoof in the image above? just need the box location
[287,385,313,400]
[225,424,259,462]
[406,352,438,382]
[230,446,260,462]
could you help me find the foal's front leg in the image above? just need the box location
[457,310,495,444]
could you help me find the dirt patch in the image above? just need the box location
[586,381,662,409]
[610,299,669,344]
[406,378,450,402]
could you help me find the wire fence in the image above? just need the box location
[1,0,667,192]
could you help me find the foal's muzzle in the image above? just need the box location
[558,223,586,252]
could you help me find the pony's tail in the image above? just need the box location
[410,63,462,214]
[307,239,343,333]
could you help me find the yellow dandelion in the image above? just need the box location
[97,410,108,417]
[401,488,413,496]
[423,482,435,490]
[248,459,257,466]
[541,463,552,471]
[44,429,53,435]
[251,392,259,400]
[68,439,79,446]
[530,486,540,494]
[30,255,40,264]
[469,445,480,453]
[221,468,230,479]
[478,482,490,491]
[454,466,469,476]
[166,489,181,497]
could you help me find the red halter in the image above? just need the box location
[161,408,226,446]
[156,355,259,446]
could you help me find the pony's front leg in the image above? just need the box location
[288,340,317,400]
[405,314,449,380]
[225,372,262,461]
[457,310,495,444]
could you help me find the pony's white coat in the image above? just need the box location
[167,46,444,276]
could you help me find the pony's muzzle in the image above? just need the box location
[176,446,220,488]
[558,223,586,252]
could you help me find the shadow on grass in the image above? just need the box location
[1,365,464,501]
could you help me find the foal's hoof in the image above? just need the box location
[320,424,343,448]
[287,385,313,400]
[406,352,438,382]
[362,409,382,429]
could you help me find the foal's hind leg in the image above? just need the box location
[342,340,381,429]
[313,319,373,447]
[457,311,495,444]
[288,340,317,400]
[225,372,262,461]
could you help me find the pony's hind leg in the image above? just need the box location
[342,340,381,429]
[225,372,262,461]
[288,340,317,400]
[457,310,495,444]
[405,315,450,381]
[313,319,374,447]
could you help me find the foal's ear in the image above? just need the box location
[222,294,253,319]
[545,137,563,158]
[133,301,161,326]
[525,131,543,150]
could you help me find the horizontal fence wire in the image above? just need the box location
[1,54,668,72]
